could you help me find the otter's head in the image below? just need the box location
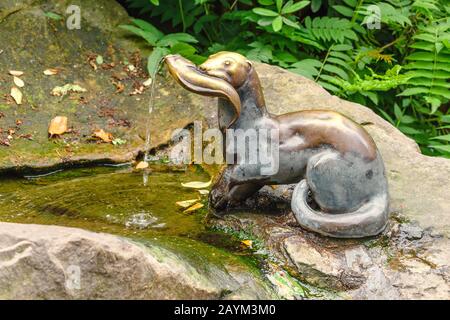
[165,52,253,127]
[198,52,253,88]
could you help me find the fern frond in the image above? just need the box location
[301,17,357,44]
[400,20,450,111]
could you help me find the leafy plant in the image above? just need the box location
[119,18,203,75]
[122,0,450,158]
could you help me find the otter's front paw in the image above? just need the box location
[209,188,230,211]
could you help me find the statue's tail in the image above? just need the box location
[291,180,389,238]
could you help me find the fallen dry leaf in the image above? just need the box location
[181,180,212,189]
[198,189,209,195]
[9,70,23,76]
[143,78,152,87]
[43,68,59,76]
[13,76,24,88]
[51,84,87,97]
[135,161,149,170]
[48,116,68,137]
[241,240,253,248]
[183,202,204,214]
[10,87,23,105]
[92,129,113,143]
[176,199,199,209]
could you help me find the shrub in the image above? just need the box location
[122,0,450,158]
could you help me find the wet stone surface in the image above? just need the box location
[0,0,449,300]
[208,185,450,299]
[0,0,213,174]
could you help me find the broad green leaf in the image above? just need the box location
[132,19,164,40]
[332,5,353,17]
[147,47,169,76]
[282,1,310,14]
[332,44,352,51]
[258,0,275,5]
[253,8,279,16]
[398,126,422,135]
[311,0,322,12]
[394,103,403,121]
[170,42,197,57]
[430,145,450,153]
[424,96,442,113]
[318,80,340,93]
[258,17,274,26]
[272,15,283,31]
[398,87,429,96]
[156,33,198,47]
[291,59,322,68]
[327,57,352,71]
[276,0,283,12]
[377,108,395,125]
[323,64,348,79]
[343,0,357,7]
[282,17,301,29]
[431,135,450,142]
[119,25,159,46]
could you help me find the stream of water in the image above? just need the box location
[143,58,165,163]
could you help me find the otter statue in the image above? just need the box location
[165,52,389,238]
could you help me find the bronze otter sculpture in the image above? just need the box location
[165,52,389,238]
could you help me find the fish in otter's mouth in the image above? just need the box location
[164,54,241,126]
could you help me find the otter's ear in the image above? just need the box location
[246,60,253,70]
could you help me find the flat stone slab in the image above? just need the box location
[0,0,212,173]
[0,222,276,299]
[210,206,450,299]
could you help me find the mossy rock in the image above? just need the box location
[0,0,213,174]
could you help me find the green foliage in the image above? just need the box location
[119,18,204,75]
[122,0,450,158]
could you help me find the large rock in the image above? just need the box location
[208,63,450,299]
[0,0,212,173]
[0,222,276,299]
[211,208,450,299]
[1,0,449,300]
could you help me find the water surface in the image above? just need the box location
[0,165,213,240]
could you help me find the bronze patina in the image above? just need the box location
[165,52,389,238]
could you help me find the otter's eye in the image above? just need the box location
[224,60,231,66]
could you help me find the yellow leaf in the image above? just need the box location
[241,240,253,248]
[51,84,86,97]
[43,68,59,76]
[176,199,199,208]
[198,189,209,195]
[10,87,23,105]
[181,180,212,189]
[92,129,113,143]
[13,76,24,88]
[48,116,68,137]
[183,202,204,214]
[9,70,23,76]
[135,161,149,170]
[143,78,152,87]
